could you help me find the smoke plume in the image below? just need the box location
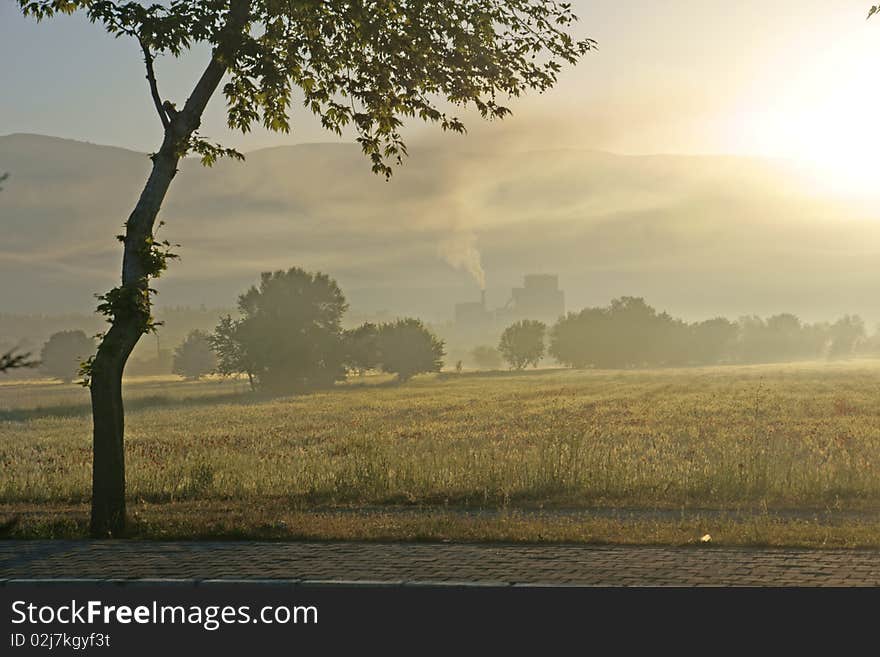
[438,226,486,290]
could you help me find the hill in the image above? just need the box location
[2,133,879,326]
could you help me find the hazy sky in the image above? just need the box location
[4,1,880,325]
[3,1,880,182]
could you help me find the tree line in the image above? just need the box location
[479,296,873,371]
[26,269,447,389]
[21,292,880,383]
[178,268,445,391]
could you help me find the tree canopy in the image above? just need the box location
[20,0,594,175]
[499,319,546,370]
[548,298,864,370]
[344,322,380,375]
[376,318,445,381]
[172,329,217,380]
[40,330,96,383]
[213,268,349,391]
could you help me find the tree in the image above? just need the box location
[172,330,216,380]
[828,315,865,359]
[343,322,380,376]
[689,317,738,365]
[499,320,546,370]
[549,307,607,369]
[471,344,502,370]
[40,330,95,383]
[376,318,445,382]
[18,0,593,536]
[210,314,256,388]
[214,268,348,392]
[550,298,691,369]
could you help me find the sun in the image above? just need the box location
[789,96,880,197]
[735,38,880,198]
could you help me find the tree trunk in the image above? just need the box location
[87,14,246,534]
[89,146,182,537]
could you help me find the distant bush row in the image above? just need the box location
[479,296,871,370]
[24,288,878,384]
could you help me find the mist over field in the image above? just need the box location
[2,132,880,329]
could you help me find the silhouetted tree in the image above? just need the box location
[40,330,95,383]
[471,345,503,370]
[828,315,865,359]
[499,320,546,370]
[549,308,606,369]
[172,330,216,380]
[551,298,703,369]
[376,318,445,382]
[214,268,348,393]
[17,0,593,536]
[734,313,825,364]
[550,298,673,369]
[689,318,738,365]
[210,315,256,389]
[343,323,380,376]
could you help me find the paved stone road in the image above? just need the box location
[3,541,880,586]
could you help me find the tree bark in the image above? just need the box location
[88,1,249,537]
[89,142,183,537]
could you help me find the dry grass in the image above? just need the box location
[4,361,880,543]
[5,502,880,549]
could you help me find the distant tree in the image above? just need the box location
[471,345,503,370]
[343,323,380,376]
[210,315,256,389]
[549,308,605,369]
[828,315,865,359]
[551,298,691,369]
[604,297,668,367]
[376,318,445,382]
[212,268,348,392]
[689,318,738,365]
[735,313,823,364]
[40,330,95,383]
[499,320,546,370]
[172,330,216,380]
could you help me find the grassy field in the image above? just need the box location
[4,361,880,546]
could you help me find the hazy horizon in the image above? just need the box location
[4,2,880,330]
[3,133,880,331]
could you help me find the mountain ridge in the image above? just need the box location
[2,132,879,327]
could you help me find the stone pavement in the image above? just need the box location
[3,541,880,586]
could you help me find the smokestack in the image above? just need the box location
[481,289,486,310]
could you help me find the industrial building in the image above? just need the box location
[506,274,565,324]
[453,275,565,332]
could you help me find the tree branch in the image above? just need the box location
[139,37,170,130]
[0,350,38,373]
[176,0,251,135]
